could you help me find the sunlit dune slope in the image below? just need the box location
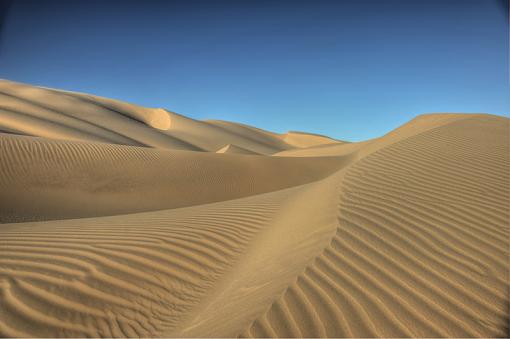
[0,80,195,150]
[282,130,341,148]
[236,114,509,338]
[0,79,508,338]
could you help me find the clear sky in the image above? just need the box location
[0,0,508,141]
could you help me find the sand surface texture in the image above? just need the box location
[0,79,508,338]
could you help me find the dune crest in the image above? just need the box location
[282,130,341,148]
[0,80,508,338]
[0,133,347,223]
[216,144,260,155]
[240,115,509,338]
[0,80,343,154]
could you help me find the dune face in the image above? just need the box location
[0,133,347,223]
[0,80,341,154]
[216,144,260,154]
[282,131,342,148]
[0,80,508,338]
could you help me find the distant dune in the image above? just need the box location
[0,80,341,154]
[216,144,261,155]
[0,79,508,338]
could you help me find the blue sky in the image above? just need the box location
[0,0,508,141]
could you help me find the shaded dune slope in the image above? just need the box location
[0,133,349,223]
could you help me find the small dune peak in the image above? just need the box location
[283,130,340,148]
[216,144,259,155]
[148,108,172,130]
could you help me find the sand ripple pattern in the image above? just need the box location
[0,133,346,223]
[242,116,509,337]
[0,200,279,337]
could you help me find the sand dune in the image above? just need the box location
[240,115,509,338]
[216,144,260,155]
[0,80,508,338]
[0,192,287,337]
[0,79,340,154]
[281,131,341,148]
[0,133,347,223]
[0,81,196,150]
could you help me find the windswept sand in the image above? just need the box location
[0,80,508,338]
[216,144,260,155]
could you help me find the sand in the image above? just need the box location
[0,79,508,338]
